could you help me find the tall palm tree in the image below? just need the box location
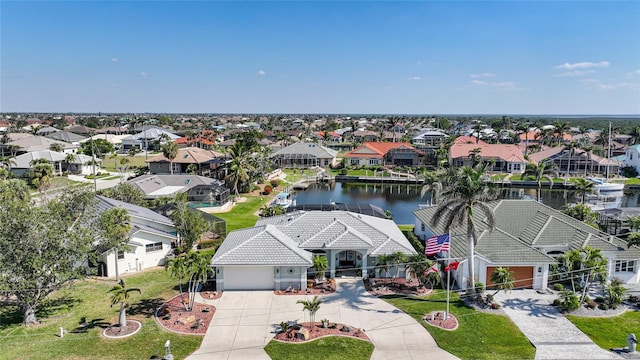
[553,121,570,146]
[225,142,254,197]
[420,171,443,206]
[108,279,141,327]
[389,251,408,282]
[405,254,431,288]
[563,141,578,183]
[573,178,595,203]
[186,251,212,311]
[161,141,178,175]
[27,159,54,196]
[629,126,640,145]
[166,255,188,310]
[523,162,558,202]
[296,295,322,326]
[628,216,640,232]
[430,164,497,295]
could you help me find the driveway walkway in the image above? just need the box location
[494,290,621,360]
[187,278,458,360]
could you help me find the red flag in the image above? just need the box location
[445,261,460,272]
[424,263,439,277]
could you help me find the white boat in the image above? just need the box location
[272,192,293,208]
[583,191,624,211]
[588,178,625,192]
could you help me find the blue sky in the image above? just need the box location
[2,1,639,114]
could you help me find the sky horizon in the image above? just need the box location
[2,1,639,115]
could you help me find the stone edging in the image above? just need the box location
[102,320,142,339]
[153,294,206,336]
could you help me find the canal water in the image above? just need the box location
[292,182,640,225]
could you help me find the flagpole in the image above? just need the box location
[445,229,450,321]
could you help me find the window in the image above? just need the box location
[145,242,163,253]
[369,159,379,166]
[421,223,425,231]
[117,251,125,260]
[615,260,636,273]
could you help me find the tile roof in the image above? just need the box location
[12,150,67,168]
[269,142,337,159]
[7,135,78,151]
[344,142,421,158]
[45,131,87,143]
[211,225,313,266]
[147,147,224,164]
[414,200,640,263]
[450,143,526,163]
[95,195,174,226]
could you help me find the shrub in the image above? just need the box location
[491,303,501,310]
[270,179,281,188]
[583,295,591,303]
[598,303,609,311]
[552,283,564,291]
[474,282,486,295]
[263,185,273,194]
[595,296,605,303]
[586,300,597,309]
[552,299,561,307]
[279,321,290,333]
[197,240,218,250]
[560,290,580,312]
[339,168,348,175]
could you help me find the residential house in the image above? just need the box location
[3,135,78,155]
[211,210,417,291]
[11,150,67,177]
[413,200,640,290]
[449,141,526,174]
[270,142,338,168]
[352,130,379,143]
[623,145,640,175]
[128,174,230,205]
[344,142,424,167]
[46,130,88,145]
[146,147,226,177]
[94,195,177,278]
[412,129,449,149]
[121,127,180,152]
[528,146,621,176]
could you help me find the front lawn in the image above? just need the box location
[626,178,640,185]
[567,311,640,350]
[0,269,201,360]
[214,196,264,232]
[264,336,374,360]
[385,291,535,360]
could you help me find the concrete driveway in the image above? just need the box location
[187,278,458,360]
[494,289,621,360]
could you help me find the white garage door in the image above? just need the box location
[224,266,274,290]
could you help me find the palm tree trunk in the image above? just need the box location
[114,248,120,282]
[119,303,127,327]
[467,223,476,296]
[170,161,174,175]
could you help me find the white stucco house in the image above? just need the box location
[413,200,640,290]
[624,144,640,175]
[211,210,417,291]
[94,196,177,278]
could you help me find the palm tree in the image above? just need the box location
[49,143,63,153]
[627,233,640,249]
[430,164,497,296]
[523,162,558,202]
[312,255,328,281]
[405,254,431,288]
[185,251,212,311]
[99,207,132,282]
[489,267,515,296]
[376,254,391,278]
[553,121,570,146]
[573,178,595,203]
[296,295,322,326]
[388,251,408,282]
[0,155,16,171]
[161,141,178,175]
[225,142,254,198]
[420,171,443,206]
[563,141,578,183]
[27,159,54,196]
[629,126,640,145]
[108,279,141,328]
[628,216,640,232]
[166,255,189,310]
[468,147,483,168]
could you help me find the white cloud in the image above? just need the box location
[555,61,609,70]
[469,72,495,78]
[632,69,640,75]
[470,80,488,86]
[111,58,119,62]
[554,70,596,77]
[139,72,148,77]
[469,80,517,89]
[408,76,422,81]
[580,78,636,90]
[257,70,266,75]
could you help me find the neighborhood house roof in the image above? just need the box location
[127,174,226,198]
[7,135,78,152]
[212,210,417,267]
[270,142,338,159]
[12,150,67,169]
[450,143,526,163]
[344,142,422,158]
[147,147,224,164]
[46,131,87,143]
[413,200,640,263]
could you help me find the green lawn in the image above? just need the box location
[397,224,415,232]
[102,155,149,171]
[214,196,264,232]
[264,337,374,360]
[385,291,535,360]
[626,178,640,185]
[0,269,202,360]
[281,169,320,183]
[567,311,640,350]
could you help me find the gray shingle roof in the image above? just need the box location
[413,199,640,263]
[212,225,313,266]
[12,150,67,169]
[95,195,174,226]
[127,174,223,198]
[46,131,88,143]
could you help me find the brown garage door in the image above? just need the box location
[486,266,534,289]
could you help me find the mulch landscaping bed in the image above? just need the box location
[275,281,336,296]
[423,311,459,331]
[103,320,141,338]
[364,278,430,297]
[273,322,370,343]
[156,295,216,335]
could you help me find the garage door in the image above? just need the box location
[224,266,274,290]
[486,266,534,289]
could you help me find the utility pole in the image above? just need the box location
[90,132,97,192]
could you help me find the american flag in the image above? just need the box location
[425,234,450,256]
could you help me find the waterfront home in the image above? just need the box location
[449,142,526,173]
[211,210,417,291]
[411,128,449,149]
[528,146,621,176]
[623,144,640,175]
[93,195,177,278]
[414,199,640,290]
[269,142,338,168]
[344,142,424,167]
[128,174,229,205]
